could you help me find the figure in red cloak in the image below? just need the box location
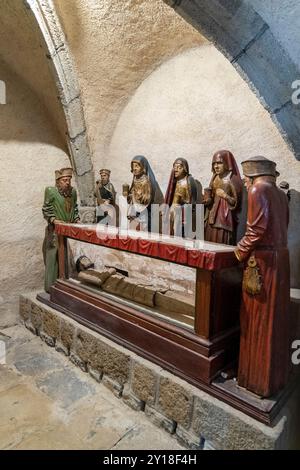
[204,150,243,245]
[235,156,290,398]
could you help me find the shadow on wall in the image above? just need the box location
[0,59,69,328]
[0,59,65,148]
[288,189,300,288]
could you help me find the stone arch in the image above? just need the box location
[163,0,300,160]
[25,0,94,205]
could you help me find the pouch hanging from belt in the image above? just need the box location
[243,255,262,295]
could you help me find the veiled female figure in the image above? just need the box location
[164,158,199,237]
[123,155,163,232]
[204,150,243,245]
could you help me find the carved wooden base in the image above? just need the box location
[37,280,299,425]
[46,280,239,383]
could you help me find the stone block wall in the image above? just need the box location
[19,293,300,450]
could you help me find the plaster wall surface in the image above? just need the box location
[0,0,67,141]
[52,0,300,285]
[0,0,204,326]
[0,62,69,327]
[1,0,300,328]
[107,45,298,190]
[106,45,300,286]
[248,0,300,69]
[53,0,206,163]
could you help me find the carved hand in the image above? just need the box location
[216,188,227,199]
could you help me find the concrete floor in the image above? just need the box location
[0,325,186,450]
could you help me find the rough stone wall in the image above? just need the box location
[106,45,300,286]
[0,62,69,327]
[20,293,300,450]
[163,0,300,160]
[0,0,209,327]
[2,0,300,328]
[52,0,300,286]
[248,0,300,68]
[53,0,206,164]
[0,1,76,327]
[107,45,299,190]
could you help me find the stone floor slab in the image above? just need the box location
[36,368,96,409]
[0,325,185,450]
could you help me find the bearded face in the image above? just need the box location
[57,176,73,197]
[100,172,110,185]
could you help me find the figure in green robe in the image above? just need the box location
[42,167,80,292]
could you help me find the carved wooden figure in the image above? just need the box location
[164,158,199,237]
[94,169,116,224]
[42,167,80,292]
[123,155,163,232]
[204,150,243,245]
[234,156,290,398]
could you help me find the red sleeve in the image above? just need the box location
[236,185,269,261]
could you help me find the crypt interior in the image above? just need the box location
[1,0,300,450]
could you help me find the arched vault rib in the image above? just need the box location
[164,0,300,160]
[26,0,300,195]
[25,0,94,205]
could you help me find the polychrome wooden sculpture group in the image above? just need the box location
[42,152,290,401]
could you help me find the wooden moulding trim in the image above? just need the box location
[54,280,239,357]
[50,286,218,383]
[194,269,212,338]
[37,287,293,425]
